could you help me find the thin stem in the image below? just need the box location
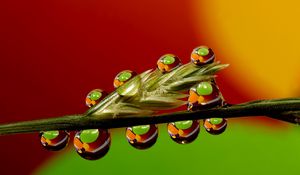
[268,111,300,124]
[0,98,299,135]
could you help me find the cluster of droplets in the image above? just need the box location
[39,45,227,160]
[160,46,227,143]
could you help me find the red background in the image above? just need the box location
[0,0,259,174]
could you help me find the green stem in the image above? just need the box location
[0,98,299,135]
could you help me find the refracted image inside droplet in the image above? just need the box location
[188,81,223,111]
[191,46,215,66]
[126,124,158,149]
[157,54,182,73]
[40,130,70,151]
[74,129,111,160]
[85,89,107,108]
[167,120,200,144]
[204,118,227,135]
[113,70,137,88]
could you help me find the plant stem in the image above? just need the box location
[0,98,299,135]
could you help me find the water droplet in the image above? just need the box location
[85,89,107,108]
[157,54,181,73]
[113,70,137,88]
[40,130,70,151]
[74,129,111,160]
[167,120,200,144]
[204,118,227,135]
[126,124,158,149]
[188,81,223,111]
[191,46,215,66]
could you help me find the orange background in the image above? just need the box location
[0,0,299,174]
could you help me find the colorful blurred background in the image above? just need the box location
[0,0,299,174]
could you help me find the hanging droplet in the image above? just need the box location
[167,120,200,144]
[74,129,111,160]
[188,81,224,111]
[126,124,158,149]
[40,130,70,151]
[191,46,215,66]
[204,118,227,135]
[113,70,137,88]
[85,89,108,108]
[157,54,182,73]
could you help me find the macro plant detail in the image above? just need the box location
[113,70,159,150]
[72,89,111,160]
[0,46,299,161]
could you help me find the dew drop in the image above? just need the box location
[113,70,137,88]
[188,81,223,111]
[191,46,215,66]
[157,54,181,73]
[167,120,200,144]
[85,89,107,108]
[204,118,227,135]
[126,124,158,149]
[40,130,70,151]
[74,129,111,160]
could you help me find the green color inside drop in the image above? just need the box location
[210,118,223,125]
[197,48,209,56]
[132,125,150,135]
[118,71,132,82]
[196,82,213,96]
[80,129,99,143]
[175,120,193,130]
[163,55,175,65]
[43,130,59,140]
[90,91,102,101]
